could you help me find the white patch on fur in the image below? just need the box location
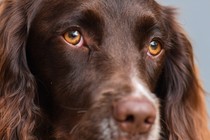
[131,76,156,104]
[131,75,161,139]
[99,118,116,140]
[99,118,129,140]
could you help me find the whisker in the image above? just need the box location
[60,105,87,111]
[77,110,87,114]
[70,123,81,135]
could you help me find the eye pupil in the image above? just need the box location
[150,41,158,50]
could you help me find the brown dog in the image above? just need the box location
[0,0,209,140]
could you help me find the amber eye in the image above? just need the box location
[148,40,162,56]
[64,30,83,46]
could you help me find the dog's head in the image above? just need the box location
[27,1,163,139]
[0,0,209,140]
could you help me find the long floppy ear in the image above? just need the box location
[157,7,210,140]
[0,1,40,139]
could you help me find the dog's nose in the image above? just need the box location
[112,97,156,134]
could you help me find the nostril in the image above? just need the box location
[125,115,135,123]
[122,113,155,125]
[145,116,155,124]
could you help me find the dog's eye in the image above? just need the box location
[64,30,83,47]
[148,40,162,56]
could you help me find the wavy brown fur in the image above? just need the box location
[0,0,41,139]
[157,7,210,139]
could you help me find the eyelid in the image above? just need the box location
[62,25,82,35]
[149,37,164,47]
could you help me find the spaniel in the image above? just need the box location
[0,0,209,140]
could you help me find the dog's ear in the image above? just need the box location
[0,1,41,139]
[157,7,209,139]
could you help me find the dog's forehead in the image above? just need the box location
[79,0,156,14]
[36,0,158,20]
[79,0,158,24]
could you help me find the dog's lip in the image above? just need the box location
[117,134,136,140]
[117,136,129,140]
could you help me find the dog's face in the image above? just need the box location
[27,0,167,139]
[1,0,208,139]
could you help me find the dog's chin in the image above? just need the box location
[98,118,160,140]
[71,118,160,140]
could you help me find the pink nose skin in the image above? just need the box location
[112,97,156,134]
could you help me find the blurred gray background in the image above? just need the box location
[157,0,210,120]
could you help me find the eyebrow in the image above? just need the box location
[136,15,159,33]
[77,9,104,30]
[54,9,104,34]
